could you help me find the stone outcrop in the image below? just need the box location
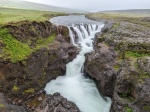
[35,93,79,112]
[85,43,117,97]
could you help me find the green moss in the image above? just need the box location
[0,104,5,108]
[12,85,19,91]
[139,71,150,83]
[113,65,120,71]
[125,106,133,112]
[134,61,138,69]
[34,34,55,50]
[23,88,35,94]
[0,28,32,63]
[112,23,120,30]
[21,60,27,66]
[143,106,150,111]
[125,51,150,58]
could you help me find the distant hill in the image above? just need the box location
[0,0,86,13]
[98,9,150,17]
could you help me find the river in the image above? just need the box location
[44,15,111,112]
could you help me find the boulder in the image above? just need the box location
[35,93,80,112]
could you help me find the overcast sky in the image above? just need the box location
[24,0,150,11]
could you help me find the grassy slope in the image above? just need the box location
[87,11,150,27]
[0,28,56,63]
[0,0,84,13]
[0,7,63,62]
[0,7,65,25]
[99,9,150,17]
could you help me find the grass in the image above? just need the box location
[125,106,133,112]
[0,7,65,25]
[35,34,56,50]
[0,28,32,63]
[0,8,60,63]
[125,51,150,58]
[0,28,56,63]
[87,13,150,27]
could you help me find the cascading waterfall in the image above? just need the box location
[45,23,112,112]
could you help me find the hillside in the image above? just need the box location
[0,0,85,13]
[98,9,150,17]
[0,7,67,25]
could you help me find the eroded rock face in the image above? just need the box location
[0,21,77,110]
[35,93,80,112]
[0,92,26,112]
[3,21,70,46]
[0,41,77,101]
[85,43,117,97]
[113,67,150,112]
[85,17,150,112]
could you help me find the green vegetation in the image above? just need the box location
[143,105,150,111]
[0,28,32,63]
[23,88,35,94]
[35,34,56,50]
[0,7,65,25]
[113,65,120,71]
[125,51,150,58]
[0,104,5,108]
[12,85,19,91]
[112,23,120,30]
[125,106,133,112]
[138,71,150,83]
[0,28,56,63]
[87,13,150,27]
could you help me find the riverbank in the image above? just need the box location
[0,8,78,112]
[86,12,150,112]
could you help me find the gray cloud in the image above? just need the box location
[24,0,150,11]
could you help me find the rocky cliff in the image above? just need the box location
[85,14,150,112]
[0,20,78,111]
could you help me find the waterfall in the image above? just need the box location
[73,26,84,42]
[45,24,112,112]
[68,27,78,46]
[80,25,89,38]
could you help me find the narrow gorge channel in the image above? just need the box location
[45,15,111,112]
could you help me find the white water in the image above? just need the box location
[45,23,112,112]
